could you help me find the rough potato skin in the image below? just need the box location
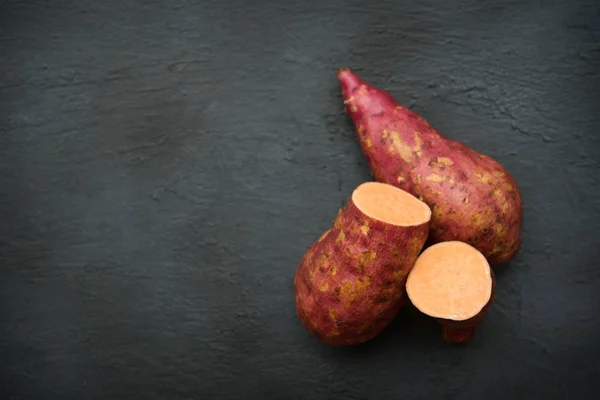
[294,198,429,345]
[338,69,523,264]
[437,269,496,344]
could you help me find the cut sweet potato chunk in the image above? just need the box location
[406,241,495,343]
[294,182,431,345]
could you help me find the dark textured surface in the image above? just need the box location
[1,0,599,398]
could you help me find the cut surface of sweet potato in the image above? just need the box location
[406,241,492,321]
[352,182,431,226]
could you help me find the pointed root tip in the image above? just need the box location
[337,68,362,91]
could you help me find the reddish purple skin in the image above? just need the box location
[437,269,497,344]
[338,69,523,264]
[294,198,429,346]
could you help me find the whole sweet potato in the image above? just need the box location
[338,68,523,264]
[294,182,431,345]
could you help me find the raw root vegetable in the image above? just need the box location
[294,182,431,345]
[337,68,523,264]
[406,241,496,343]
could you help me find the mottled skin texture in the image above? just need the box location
[338,69,523,264]
[437,270,496,344]
[294,198,429,346]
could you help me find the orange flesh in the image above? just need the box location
[406,241,492,321]
[352,182,431,226]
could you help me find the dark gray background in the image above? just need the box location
[1,0,599,398]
